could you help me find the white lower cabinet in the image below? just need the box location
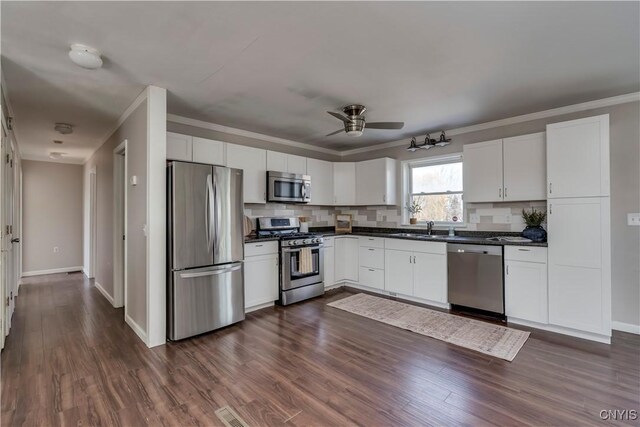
[244,243,279,310]
[335,236,358,282]
[505,246,548,324]
[384,249,414,295]
[413,252,447,304]
[323,245,335,288]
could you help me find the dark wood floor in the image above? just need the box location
[2,273,639,426]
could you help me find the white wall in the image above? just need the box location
[22,160,83,274]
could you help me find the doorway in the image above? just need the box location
[113,140,127,308]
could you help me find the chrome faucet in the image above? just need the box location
[426,221,435,235]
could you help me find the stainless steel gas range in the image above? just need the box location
[257,217,324,305]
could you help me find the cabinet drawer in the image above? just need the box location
[245,241,279,257]
[384,238,446,255]
[358,236,385,248]
[323,236,334,247]
[504,246,547,263]
[359,267,384,290]
[359,246,384,269]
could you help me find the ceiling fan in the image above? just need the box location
[326,104,404,137]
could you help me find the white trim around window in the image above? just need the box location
[401,153,465,227]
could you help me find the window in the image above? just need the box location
[405,155,463,224]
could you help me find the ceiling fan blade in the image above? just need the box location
[366,121,405,130]
[326,128,345,136]
[327,111,354,124]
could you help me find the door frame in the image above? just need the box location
[88,168,97,278]
[113,140,127,308]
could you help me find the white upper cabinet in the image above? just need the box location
[502,133,546,201]
[167,132,192,161]
[192,137,226,166]
[307,158,334,206]
[266,151,307,175]
[333,162,356,206]
[547,114,610,198]
[226,144,267,203]
[463,139,504,202]
[356,158,397,206]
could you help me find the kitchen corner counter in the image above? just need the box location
[311,227,547,247]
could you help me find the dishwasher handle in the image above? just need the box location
[447,243,502,256]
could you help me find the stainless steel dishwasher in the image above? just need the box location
[447,243,504,314]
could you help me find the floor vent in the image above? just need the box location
[215,406,249,427]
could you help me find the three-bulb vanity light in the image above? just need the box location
[406,130,452,152]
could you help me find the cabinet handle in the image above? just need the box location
[549,182,552,194]
[368,269,375,272]
[517,248,530,252]
[413,256,416,263]
[383,195,386,203]
[549,204,552,214]
[255,244,263,247]
[409,255,412,264]
[499,188,502,198]
[504,187,508,198]
[506,265,509,275]
[368,248,375,251]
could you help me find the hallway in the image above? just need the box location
[2,273,640,426]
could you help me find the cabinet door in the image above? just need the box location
[287,155,307,175]
[356,158,384,205]
[413,252,447,303]
[335,237,359,282]
[503,133,546,201]
[192,137,225,166]
[167,132,192,161]
[244,254,279,309]
[547,115,609,198]
[333,162,356,205]
[384,249,413,295]
[547,197,609,334]
[226,144,267,203]
[505,260,548,324]
[323,245,335,288]
[307,158,333,205]
[266,151,287,172]
[463,139,504,202]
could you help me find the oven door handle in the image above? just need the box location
[282,245,323,253]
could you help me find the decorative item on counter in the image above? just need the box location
[243,215,254,237]
[335,214,352,234]
[521,208,547,242]
[299,216,309,233]
[405,198,424,225]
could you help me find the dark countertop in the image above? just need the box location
[245,227,547,247]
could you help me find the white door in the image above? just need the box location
[547,115,609,198]
[307,158,333,205]
[192,137,225,166]
[547,197,609,335]
[244,254,279,309]
[323,245,335,287]
[333,162,356,205]
[503,133,546,201]
[463,139,504,202]
[266,151,287,172]
[1,128,15,335]
[166,132,192,161]
[505,260,548,323]
[226,144,267,203]
[413,252,447,303]
[384,249,413,295]
[286,155,307,175]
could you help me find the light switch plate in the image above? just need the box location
[628,213,640,226]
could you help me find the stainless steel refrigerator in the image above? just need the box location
[167,161,245,340]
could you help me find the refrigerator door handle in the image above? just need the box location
[207,173,215,252]
[179,264,242,279]
[213,172,221,253]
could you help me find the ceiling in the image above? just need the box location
[2,2,639,162]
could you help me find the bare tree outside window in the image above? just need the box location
[410,160,463,223]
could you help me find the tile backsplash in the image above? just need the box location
[245,201,547,233]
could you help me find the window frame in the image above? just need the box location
[401,153,465,227]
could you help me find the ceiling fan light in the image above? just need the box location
[346,129,363,137]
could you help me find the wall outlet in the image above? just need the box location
[53,246,59,253]
[628,213,640,226]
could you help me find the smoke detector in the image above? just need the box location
[68,44,103,69]
[54,123,73,135]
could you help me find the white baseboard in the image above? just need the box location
[125,313,148,345]
[612,321,640,335]
[22,266,84,277]
[245,301,275,313]
[94,281,115,306]
[507,318,611,344]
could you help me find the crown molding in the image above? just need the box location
[167,113,342,156]
[339,92,640,157]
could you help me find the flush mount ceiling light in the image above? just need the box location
[49,152,65,160]
[406,131,452,152]
[68,44,103,69]
[54,123,73,135]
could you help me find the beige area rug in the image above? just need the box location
[328,293,530,361]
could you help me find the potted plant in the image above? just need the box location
[405,199,423,225]
[521,208,547,242]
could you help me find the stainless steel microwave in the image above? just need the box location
[267,171,311,203]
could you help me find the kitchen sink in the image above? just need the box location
[389,233,440,239]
